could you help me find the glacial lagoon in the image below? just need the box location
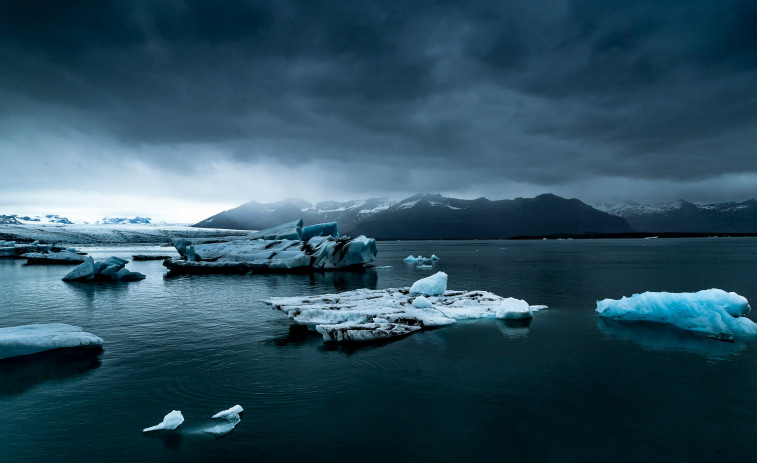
[2,238,757,462]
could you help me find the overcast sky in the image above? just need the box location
[2,0,756,222]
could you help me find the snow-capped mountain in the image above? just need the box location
[95,217,152,225]
[194,193,632,239]
[596,199,757,232]
[8,214,74,224]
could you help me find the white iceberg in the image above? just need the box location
[264,275,546,343]
[596,289,757,335]
[143,410,184,432]
[0,323,103,360]
[409,271,447,296]
[204,404,243,437]
[495,298,533,320]
[211,404,244,420]
[165,220,377,274]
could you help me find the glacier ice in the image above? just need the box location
[596,289,757,335]
[0,323,103,360]
[165,220,377,274]
[62,256,145,282]
[264,275,546,343]
[403,255,438,263]
[143,410,184,432]
[409,271,447,296]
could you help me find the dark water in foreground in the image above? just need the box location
[2,238,757,462]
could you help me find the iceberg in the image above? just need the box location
[62,256,146,282]
[403,255,438,263]
[596,289,757,336]
[164,220,377,274]
[143,410,184,432]
[496,298,533,320]
[264,274,546,343]
[409,271,447,296]
[0,323,103,360]
[204,405,243,437]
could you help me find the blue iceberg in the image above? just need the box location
[596,289,757,336]
[302,222,338,241]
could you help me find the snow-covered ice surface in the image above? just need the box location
[596,289,757,336]
[0,323,103,360]
[143,410,184,432]
[264,273,545,343]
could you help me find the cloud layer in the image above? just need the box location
[2,0,756,220]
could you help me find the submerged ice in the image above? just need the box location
[264,272,545,343]
[596,289,757,336]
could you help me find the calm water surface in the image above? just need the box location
[2,238,757,462]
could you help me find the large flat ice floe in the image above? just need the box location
[164,219,377,274]
[264,271,545,343]
[0,323,104,360]
[596,289,757,336]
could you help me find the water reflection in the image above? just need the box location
[497,319,532,338]
[0,347,102,397]
[597,318,746,359]
[143,430,183,450]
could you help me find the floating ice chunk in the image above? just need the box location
[430,254,439,260]
[596,289,757,335]
[417,264,433,269]
[496,298,533,320]
[0,323,103,360]
[23,251,85,265]
[530,305,549,312]
[62,256,95,281]
[316,322,421,342]
[143,410,184,432]
[404,255,431,263]
[412,296,432,308]
[409,271,447,296]
[373,266,392,269]
[212,405,244,420]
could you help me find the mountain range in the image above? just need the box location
[595,199,757,233]
[194,193,634,239]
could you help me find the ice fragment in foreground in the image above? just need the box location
[596,289,757,335]
[412,296,432,308]
[143,410,184,432]
[409,271,447,296]
[211,404,244,420]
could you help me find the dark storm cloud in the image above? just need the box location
[1,0,756,198]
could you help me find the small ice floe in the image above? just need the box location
[373,266,393,269]
[596,289,757,337]
[264,272,544,344]
[0,323,103,360]
[143,410,184,432]
[417,264,433,270]
[62,256,146,282]
[23,251,86,265]
[403,255,431,263]
[204,405,244,437]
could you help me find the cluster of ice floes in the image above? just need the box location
[596,289,757,337]
[264,271,545,343]
[403,254,439,269]
[143,405,243,437]
[0,323,103,360]
[164,219,377,274]
[63,256,146,282]
[0,240,83,263]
